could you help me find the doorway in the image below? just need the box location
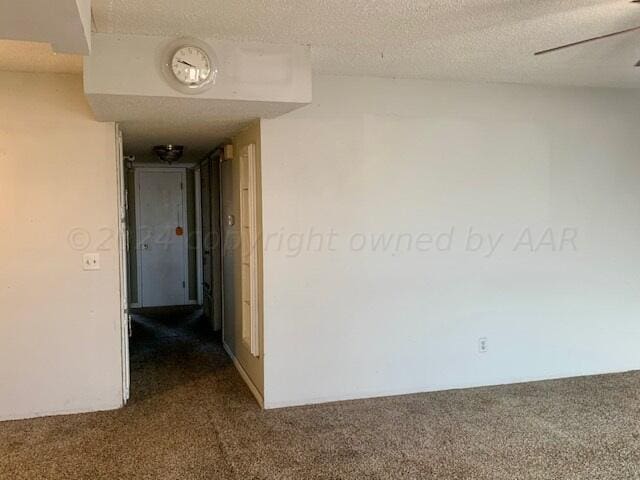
[118,141,226,404]
[115,123,263,407]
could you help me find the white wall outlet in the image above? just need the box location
[82,253,100,271]
[478,337,488,354]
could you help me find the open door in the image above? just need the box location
[115,125,130,403]
[220,143,260,356]
[239,144,260,356]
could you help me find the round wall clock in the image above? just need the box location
[161,37,218,94]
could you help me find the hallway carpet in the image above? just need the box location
[2,313,640,479]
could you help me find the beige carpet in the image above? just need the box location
[2,312,640,479]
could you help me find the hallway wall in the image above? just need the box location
[0,72,123,420]
[260,74,640,408]
[222,122,264,401]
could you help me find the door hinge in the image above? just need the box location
[180,182,184,191]
[182,281,186,288]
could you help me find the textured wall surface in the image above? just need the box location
[0,40,82,74]
[0,72,123,420]
[261,75,640,408]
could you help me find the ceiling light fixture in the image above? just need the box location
[153,144,184,164]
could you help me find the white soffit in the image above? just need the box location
[92,0,640,88]
[85,34,311,156]
[0,0,91,54]
[84,34,311,121]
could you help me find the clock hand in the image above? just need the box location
[177,60,196,68]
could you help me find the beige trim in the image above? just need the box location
[239,143,260,356]
[223,341,264,409]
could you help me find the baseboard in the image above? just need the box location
[0,400,123,422]
[223,342,264,409]
[262,367,640,410]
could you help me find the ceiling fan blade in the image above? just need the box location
[534,25,640,55]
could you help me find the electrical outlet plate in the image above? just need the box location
[478,337,488,354]
[83,253,101,271]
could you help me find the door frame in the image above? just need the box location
[194,166,204,305]
[197,150,224,330]
[133,166,190,307]
[219,155,233,345]
[115,125,130,403]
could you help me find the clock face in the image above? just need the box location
[170,46,212,86]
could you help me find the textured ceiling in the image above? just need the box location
[92,0,640,88]
[0,40,81,74]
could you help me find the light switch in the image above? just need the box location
[83,253,101,271]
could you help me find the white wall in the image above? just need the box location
[260,75,640,408]
[0,72,123,420]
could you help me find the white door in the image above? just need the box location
[136,168,188,307]
[115,126,130,402]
